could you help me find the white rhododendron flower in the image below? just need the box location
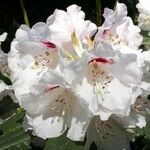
[0,50,10,78]
[2,2,150,149]
[85,116,133,150]
[0,32,8,82]
[47,4,97,51]
[140,50,150,91]
[112,87,150,134]
[60,41,143,121]
[95,3,142,50]
[115,50,150,130]
[0,32,10,77]
[12,67,45,103]
[0,33,16,101]
[8,22,59,82]
[137,0,150,31]
[21,69,91,141]
[0,49,8,75]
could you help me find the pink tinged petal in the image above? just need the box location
[103,8,114,22]
[116,2,127,19]
[103,3,127,24]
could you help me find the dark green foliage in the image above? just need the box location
[0,108,31,150]
[44,132,85,150]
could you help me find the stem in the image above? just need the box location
[114,0,118,10]
[96,0,101,26]
[19,0,30,27]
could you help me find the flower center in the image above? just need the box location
[33,41,58,69]
[102,30,122,45]
[87,57,114,101]
[45,86,72,117]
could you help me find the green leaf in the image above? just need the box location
[7,141,31,150]
[142,36,150,45]
[0,109,25,133]
[133,135,150,150]
[0,128,30,150]
[44,132,85,150]
[132,123,150,149]
[0,109,31,150]
[134,122,150,139]
[0,96,18,120]
[0,72,12,85]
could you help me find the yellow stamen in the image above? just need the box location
[63,49,75,60]
[71,31,83,57]
[86,36,94,49]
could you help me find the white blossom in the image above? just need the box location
[95,3,142,50]
[137,0,150,31]
[21,69,91,141]
[47,4,97,51]
[85,116,133,150]
[6,3,150,147]
[0,33,15,101]
[8,23,59,82]
[60,41,143,121]
[0,33,10,77]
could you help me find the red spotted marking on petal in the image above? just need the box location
[102,30,112,38]
[88,57,114,64]
[42,41,56,49]
[44,85,60,93]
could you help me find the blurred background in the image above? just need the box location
[0,0,138,52]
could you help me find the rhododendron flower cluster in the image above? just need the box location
[0,2,150,149]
